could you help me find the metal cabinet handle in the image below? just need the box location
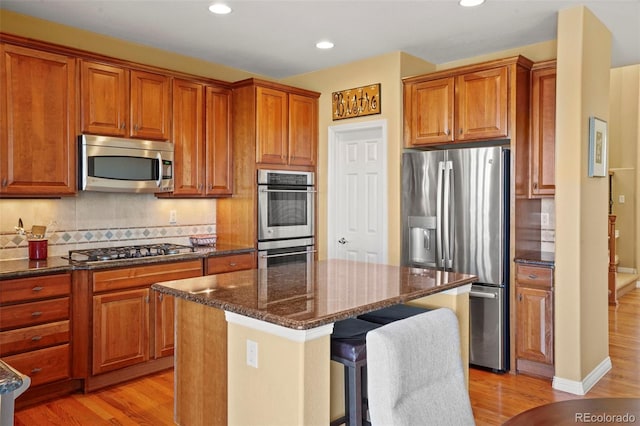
[444,129,450,136]
[31,311,42,317]
[459,128,463,134]
[528,274,539,280]
[31,335,42,341]
[120,122,126,129]
[158,293,164,302]
[1,178,7,187]
[31,368,42,374]
[229,262,237,267]
[32,286,44,292]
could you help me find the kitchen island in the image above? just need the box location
[152,259,476,425]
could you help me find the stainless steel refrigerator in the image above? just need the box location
[401,146,510,372]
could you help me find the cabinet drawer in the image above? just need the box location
[206,253,255,275]
[2,344,70,387]
[0,297,69,331]
[0,320,69,356]
[93,260,202,293]
[516,265,553,288]
[0,274,70,304]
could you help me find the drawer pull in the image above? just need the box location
[229,262,237,267]
[31,311,43,317]
[32,286,44,292]
[31,335,42,341]
[31,367,42,374]
[528,274,538,280]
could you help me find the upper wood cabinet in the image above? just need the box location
[168,79,232,197]
[253,82,318,167]
[404,57,530,148]
[0,43,77,197]
[529,60,556,197]
[81,60,171,141]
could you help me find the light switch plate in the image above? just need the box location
[247,339,258,368]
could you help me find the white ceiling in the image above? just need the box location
[2,0,639,79]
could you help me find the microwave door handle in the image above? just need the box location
[156,153,163,188]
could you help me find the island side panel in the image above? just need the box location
[408,285,471,386]
[227,321,331,426]
[175,298,227,426]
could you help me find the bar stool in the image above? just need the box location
[330,318,383,426]
[357,303,431,325]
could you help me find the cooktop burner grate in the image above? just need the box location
[68,243,194,264]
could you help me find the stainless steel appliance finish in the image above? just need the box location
[78,134,174,193]
[401,146,510,371]
[257,170,315,242]
[68,243,194,264]
[469,284,505,371]
[257,237,315,269]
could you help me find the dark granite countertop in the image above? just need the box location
[152,259,477,330]
[0,243,255,280]
[0,359,24,395]
[514,251,555,268]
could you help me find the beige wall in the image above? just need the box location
[609,65,639,271]
[554,6,611,384]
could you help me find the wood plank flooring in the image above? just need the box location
[14,289,639,425]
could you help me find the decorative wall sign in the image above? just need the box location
[588,116,608,177]
[332,83,381,120]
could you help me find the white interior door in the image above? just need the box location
[328,120,388,263]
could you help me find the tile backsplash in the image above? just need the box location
[0,192,216,260]
[541,198,556,253]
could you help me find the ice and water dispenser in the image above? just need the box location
[408,216,437,267]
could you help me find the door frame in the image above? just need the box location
[327,119,388,262]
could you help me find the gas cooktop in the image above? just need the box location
[68,243,194,264]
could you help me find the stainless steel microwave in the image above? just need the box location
[78,134,174,193]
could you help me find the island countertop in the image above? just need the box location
[152,259,477,330]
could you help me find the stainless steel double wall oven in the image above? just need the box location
[257,170,315,269]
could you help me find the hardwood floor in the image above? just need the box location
[14,289,639,425]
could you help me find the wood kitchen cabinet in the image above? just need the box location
[0,43,77,197]
[0,273,76,405]
[81,60,171,141]
[75,259,202,391]
[515,263,554,379]
[169,79,233,197]
[205,252,256,275]
[529,60,556,197]
[237,79,319,168]
[404,56,530,148]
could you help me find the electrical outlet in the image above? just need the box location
[541,213,549,227]
[247,339,258,368]
[169,210,177,224]
[619,195,625,204]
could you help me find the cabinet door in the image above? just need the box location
[530,66,556,197]
[154,292,175,358]
[456,66,508,141]
[81,61,129,136]
[92,288,149,374]
[0,44,76,196]
[405,77,455,146]
[516,286,553,365]
[205,86,233,195]
[256,86,288,165]
[130,70,171,140]
[288,94,317,166]
[172,78,204,195]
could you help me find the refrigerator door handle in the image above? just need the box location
[443,160,453,269]
[436,161,445,268]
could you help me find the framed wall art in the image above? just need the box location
[588,116,608,177]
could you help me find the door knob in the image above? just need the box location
[338,237,348,245]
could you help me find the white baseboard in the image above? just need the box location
[552,357,612,395]
[617,266,638,275]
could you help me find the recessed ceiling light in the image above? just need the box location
[209,3,232,15]
[316,41,334,50]
[459,0,485,6]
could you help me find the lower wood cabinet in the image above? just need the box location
[205,252,256,275]
[76,259,202,391]
[515,263,554,378]
[0,273,75,404]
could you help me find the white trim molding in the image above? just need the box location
[552,356,612,395]
[225,311,334,343]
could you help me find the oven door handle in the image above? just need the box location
[260,249,317,259]
[259,188,317,193]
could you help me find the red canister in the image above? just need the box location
[28,239,48,260]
